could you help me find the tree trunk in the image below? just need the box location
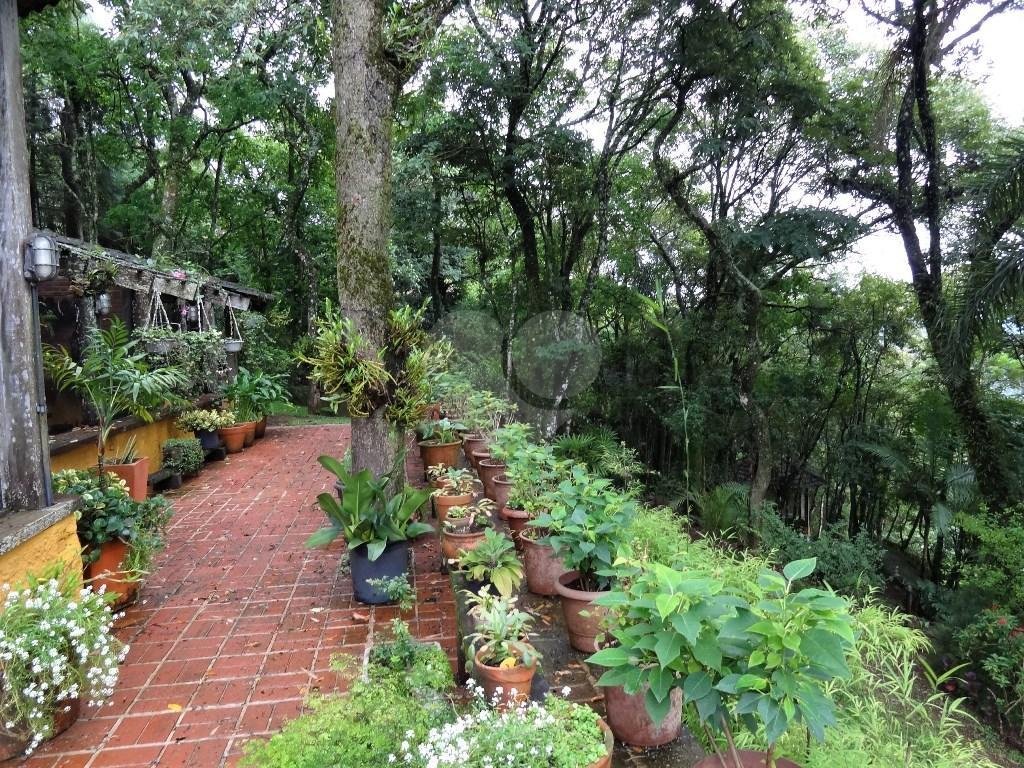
[57,92,82,239]
[429,168,444,320]
[0,0,50,512]
[331,0,399,480]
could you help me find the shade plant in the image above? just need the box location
[52,469,139,555]
[465,588,542,707]
[175,408,235,433]
[161,438,204,477]
[452,529,523,596]
[0,573,127,757]
[44,319,187,475]
[221,367,289,421]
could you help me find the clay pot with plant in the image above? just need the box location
[451,529,523,596]
[105,436,149,501]
[223,367,289,440]
[484,423,533,501]
[176,408,233,451]
[416,418,465,471]
[44,319,186,496]
[532,466,634,653]
[500,442,562,549]
[216,411,246,453]
[307,455,433,605]
[590,557,855,767]
[429,466,476,523]
[466,588,541,709]
[440,501,495,562]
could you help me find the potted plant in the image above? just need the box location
[465,588,541,709]
[430,466,476,523]
[532,466,634,652]
[307,455,433,605]
[44,319,185,490]
[396,687,612,768]
[501,442,562,548]
[215,410,246,453]
[52,469,142,608]
[134,325,181,356]
[222,367,288,439]
[417,418,466,472]
[0,573,126,759]
[105,435,149,501]
[451,529,523,596]
[176,408,233,451]
[161,437,204,486]
[461,391,516,468]
[484,423,532,502]
[440,501,494,561]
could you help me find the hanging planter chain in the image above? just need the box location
[223,293,244,352]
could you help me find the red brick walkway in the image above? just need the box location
[25,425,457,768]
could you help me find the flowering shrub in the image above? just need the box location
[176,408,235,433]
[0,577,127,754]
[394,684,607,767]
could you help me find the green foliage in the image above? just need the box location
[161,438,204,476]
[694,483,750,537]
[416,417,465,444]
[122,495,174,582]
[428,466,476,496]
[176,408,235,432]
[307,455,432,558]
[953,608,1024,740]
[364,575,415,611]
[44,319,188,471]
[488,422,533,464]
[465,588,540,668]
[368,619,455,694]
[955,506,1024,614]
[452,530,523,596]
[222,367,288,422]
[52,468,140,549]
[757,509,885,596]
[238,312,293,378]
[504,442,563,511]
[531,466,635,590]
[137,329,227,399]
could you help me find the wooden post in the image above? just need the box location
[0,0,49,513]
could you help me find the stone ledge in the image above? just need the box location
[0,497,78,557]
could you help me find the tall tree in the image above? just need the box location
[331,0,455,476]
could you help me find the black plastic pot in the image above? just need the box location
[196,429,220,451]
[349,540,411,604]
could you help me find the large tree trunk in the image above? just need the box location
[0,0,50,512]
[331,0,399,480]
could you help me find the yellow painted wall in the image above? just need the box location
[50,416,191,474]
[0,515,82,590]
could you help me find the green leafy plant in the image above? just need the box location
[45,319,188,475]
[442,501,495,533]
[428,466,476,496]
[121,495,174,582]
[138,329,227,398]
[466,588,540,668]
[52,468,140,550]
[364,575,416,611]
[108,434,139,464]
[694,482,750,537]
[417,417,465,445]
[0,573,126,755]
[307,455,433,559]
[222,367,289,421]
[452,529,523,596]
[175,408,235,433]
[368,618,454,693]
[463,390,517,437]
[531,465,635,591]
[504,442,563,511]
[488,422,533,463]
[161,438,204,476]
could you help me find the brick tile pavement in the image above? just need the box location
[22,425,457,768]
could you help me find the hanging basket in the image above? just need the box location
[222,298,244,353]
[223,339,244,353]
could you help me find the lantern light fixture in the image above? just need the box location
[95,292,112,316]
[23,233,60,282]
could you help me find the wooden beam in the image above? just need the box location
[0,0,48,512]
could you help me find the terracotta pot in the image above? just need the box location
[555,571,609,652]
[219,425,247,453]
[419,440,462,473]
[255,415,268,438]
[500,507,531,551]
[87,540,139,608]
[0,698,81,761]
[433,492,473,524]
[470,448,491,472]
[691,750,800,768]
[477,459,506,501]
[473,646,536,709]
[421,402,442,420]
[604,684,683,747]
[242,421,257,447]
[441,527,487,561]
[463,433,486,466]
[587,719,615,768]
[521,534,567,596]
[491,474,513,511]
[106,456,150,501]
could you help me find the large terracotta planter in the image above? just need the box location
[473,646,536,709]
[219,425,247,453]
[463,433,487,467]
[242,421,257,447]
[604,684,683,748]
[434,492,472,524]
[521,534,567,596]
[500,506,531,551]
[419,440,461,473]
[106,456,150,501]
[692,751,800,768]
[255,415,268,438]
[471,448,491,471]
[491,474,513,511]
[441,528,487,561]
[555,571,609,652]
[87,540,138,608]
[477,460,506,501]
[0,698,81,761]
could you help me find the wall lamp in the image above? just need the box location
[23,233,59,282]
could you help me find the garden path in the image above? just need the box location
[24,425,458,768]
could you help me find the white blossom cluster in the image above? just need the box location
[393,681,602,768]
[0,579,127,755]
